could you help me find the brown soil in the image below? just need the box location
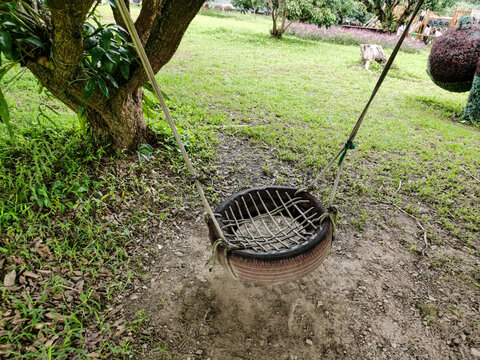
[122,133,480,360]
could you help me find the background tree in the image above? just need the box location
[331,0,370,24]
[266,0,336,38]
[442,0,480,15]
[232,0,267,13]
[0,0,205,151]
[360,0,455,33]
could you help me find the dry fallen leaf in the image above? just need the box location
[106,304,123,319]
[44,334,59,348]
[24,272,41,280]
[12,257,24,265]
[35,245,53,259]
[37,269,51,275]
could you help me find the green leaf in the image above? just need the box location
[142,93,156,109]
[118,46,131,59]
[100,29,114,51]
[112,24,127,33]
[105,74,118,88]
[118,60,130,80]
[78,106,87,133]
[91,16,103,29]
[100,56,115,73]
[104,52,115,63]
[138,143,154,163]
[0,89,15,143]
[1,21,18,32]
[90,47,105,68]
[143,82,154,93]
[22,36,45,49]
[138,143,154,155]
[97,77,109,98]
[83,77,96,101]
[0,2,18,11]
[0,31,12,55]
[108,0,117,8]
[111,27,128,42]
[107,47,121,56]
[83,22,96,36]
[84,37,98,50]
[0,63,15,80]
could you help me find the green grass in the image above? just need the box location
[1,7,479,358]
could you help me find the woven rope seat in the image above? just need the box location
[207,186,333,283]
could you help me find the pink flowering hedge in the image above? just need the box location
[286,23,427,53]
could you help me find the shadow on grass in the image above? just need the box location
[407,95,480,127]
[413,96,462,114]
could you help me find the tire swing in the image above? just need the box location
[117,0,424,284]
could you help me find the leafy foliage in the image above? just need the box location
[463,74,480,122]
[266,0,336,37]
[0,1,51,143]
[81,19,136,101]
[330,0,370,24]
[0,1,137,137]
[0,2,49,64]
[232,0,267,13]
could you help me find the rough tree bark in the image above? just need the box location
[22,0,204,151]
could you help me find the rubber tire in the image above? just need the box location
[207,186,333,284]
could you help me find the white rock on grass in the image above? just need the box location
[4,269,16,286]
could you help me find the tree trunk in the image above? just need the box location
[270,13,286,38]
[27,61,150,151]
[87,89,149,149]
[16,0,205,151]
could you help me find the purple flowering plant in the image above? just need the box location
[287,23,427,53]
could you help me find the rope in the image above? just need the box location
[306,0,425,208]
[115,0,227,245]
[207,238,238,279]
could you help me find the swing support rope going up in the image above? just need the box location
[116,0,227,244]
[305,0,425,211]
[116,0,424,254]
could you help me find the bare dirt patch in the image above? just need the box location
[120,132,479,360]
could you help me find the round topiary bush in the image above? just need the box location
[427,15,480,123]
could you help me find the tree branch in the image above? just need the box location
[47,0,93,80]
[121,0,204,94]
[111,0,129,31]
[134,0,159,44]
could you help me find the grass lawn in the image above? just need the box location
[0,6,479,359]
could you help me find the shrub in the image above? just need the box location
[286,23,427,53]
